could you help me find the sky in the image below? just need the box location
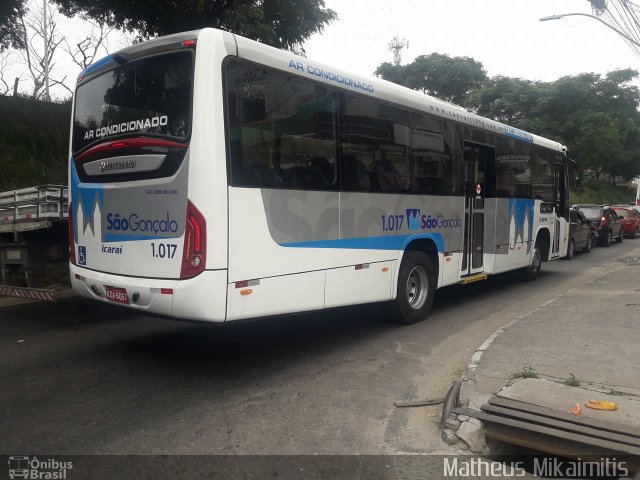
[7,0,640,99]
[303,0,640,84]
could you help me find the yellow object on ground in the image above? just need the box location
[585,400,618,411]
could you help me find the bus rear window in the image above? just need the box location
[73,52,193,153]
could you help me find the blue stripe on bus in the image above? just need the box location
[103,234,175,243]
[79,54,114,78]
[280,233,444,252]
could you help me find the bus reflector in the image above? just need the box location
[182,39,197,47]
[235,280,249,289]
[180,200,206,279]
[68,204,76,264]
[382,267,389,272]
[160,288,174,295]
[240,289,252,296]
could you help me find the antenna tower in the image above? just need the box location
[388,36,409,66]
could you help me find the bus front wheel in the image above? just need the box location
[521,243,542,282]
[391,251,436,324]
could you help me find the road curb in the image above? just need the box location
[446,250,640,453]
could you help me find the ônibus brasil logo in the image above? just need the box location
[406,209,462,230]
[8,456,73,479]
[106,212,179,235]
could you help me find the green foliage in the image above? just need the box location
[510,366,539,380]
[50,0,337,52]
[564,373,581,387]
[375,53,487,104]
[378,47,640,182]
[570,180,636,205]
[0,95,70,190]
[0,0,26,51]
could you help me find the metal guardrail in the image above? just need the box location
[0,185,69,301]
[0,185,68,232]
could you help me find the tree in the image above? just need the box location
[63,19,114,70]
[18,1,71,99]
[0,50,24,94]
[375,53,487,104]
[464,69,640,183]
[0,0,27,51]
[50,0,337,52]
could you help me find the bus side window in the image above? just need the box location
[341,154,371,191]
[410,112,455,195]
[224,59,338,191]
[339,94,410,193]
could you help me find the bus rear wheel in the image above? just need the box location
[391,251,435,324]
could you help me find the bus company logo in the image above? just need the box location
[406,209,463,230]
[106,212,179,235]
[99,160,136,173]
[406,209,421,230]
[8,456,73,479]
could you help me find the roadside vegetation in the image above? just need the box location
[570,180,637,205]
[1,1,638,191]
[0,95,70,191]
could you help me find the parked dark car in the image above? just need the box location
[612,206,640,239]
[572,204,624,247]
[566,208,595,259]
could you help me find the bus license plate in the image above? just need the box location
[105,286,129,304]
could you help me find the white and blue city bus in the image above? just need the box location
[68,28,570,324]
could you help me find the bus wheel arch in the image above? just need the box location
[391,239,439,324]
[535,228,551,261]
[403,238,440,285]
[521,229,549,281]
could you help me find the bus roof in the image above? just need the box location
[82,27,567,155]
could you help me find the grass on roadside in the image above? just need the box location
[570,180,636,206]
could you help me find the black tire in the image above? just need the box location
[603,229,612,247]
[582,236,592,253]
[391,250,436,324]
[565,239,575,260]
[521,242,542,281]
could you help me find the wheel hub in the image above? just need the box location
[406,266,428,309]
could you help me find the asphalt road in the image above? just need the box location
[1,240,638,455]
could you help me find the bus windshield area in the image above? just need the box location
[72,51,193,154]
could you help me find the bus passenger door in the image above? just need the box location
[462,143,494,276]
[552,162,569,257]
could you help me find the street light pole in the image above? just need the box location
[539,12,640,49]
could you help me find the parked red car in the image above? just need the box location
[612,206,640,239]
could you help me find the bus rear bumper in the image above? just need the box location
[70,264,228,322]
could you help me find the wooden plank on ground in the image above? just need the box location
[484,422,640,472]
[490,396,640,439]
[481,403,639,447]
[453,408,640,456]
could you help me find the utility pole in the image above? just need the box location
[43,0,50,101]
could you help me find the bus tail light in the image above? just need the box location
[69,204,76,264]
[180,200,206,279]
